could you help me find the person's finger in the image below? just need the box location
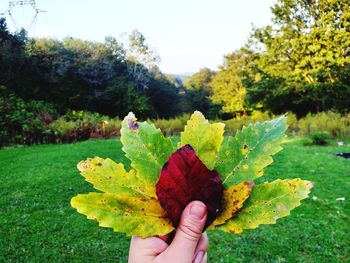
[165,201,207,259]
[193,232,208,262]
[129,236,168,262]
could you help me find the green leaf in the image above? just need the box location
[71,193,174,237]
[120,112,175,189]
[77,157,154,198]
[216,179,313,234]
[179,111,225,170]
[216,116,287,187]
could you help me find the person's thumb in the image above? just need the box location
[165,201,207,260]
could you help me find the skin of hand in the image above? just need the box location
[128,201,208,263]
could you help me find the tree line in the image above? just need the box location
[0,21,184,119]
[1,0,349,121]
[198,0,350,117]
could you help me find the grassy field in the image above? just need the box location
[0,138,349,262]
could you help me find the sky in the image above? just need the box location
[0,0,276,74]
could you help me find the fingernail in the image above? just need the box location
[190,203,206,220]
[194,251,204,263]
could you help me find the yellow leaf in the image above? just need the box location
[179,111,225,170]
[71,193,174,237]
[217,179,313,234]
[208,182,253,229]
[78,157,155,198]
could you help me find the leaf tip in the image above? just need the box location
[193,110,204,117]
[70,195,79,208]
[306,180,314,190]
[125,112,138,130]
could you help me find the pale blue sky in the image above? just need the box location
[0,0,275,74]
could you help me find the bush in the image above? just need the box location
[302,137,314,146]
[0,88,122,147]
[1,92,349,147]
[286,112,298,134]
[50,111,121,143]
[151,111,349,140]
[310,131,331,145]
[150,114,189,136]
[298,112,350,140]
[0,86,58,146]
[222,111,274,135]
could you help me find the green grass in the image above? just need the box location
[0,138,349,262]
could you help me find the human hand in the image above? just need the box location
[128,201,208,263]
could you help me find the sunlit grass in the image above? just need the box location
[0,138,349,262]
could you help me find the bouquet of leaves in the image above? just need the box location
[71,111,312,237]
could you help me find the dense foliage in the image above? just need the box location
[242,0,350,116]
[191,0,350,117]
[1,87,348,147]
[0,19,179,119]
[1,0,349,146]
[0,87,121,146]
[210,53,247,116]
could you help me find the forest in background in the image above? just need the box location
[1,0,349,146]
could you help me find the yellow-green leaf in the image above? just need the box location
[208,181,253,229]
[179,111,225,170]
[217,179,313,234]
[71,193,174,237]
[77,157,155,198]
[120,112,175,187]
[216,116,287,187]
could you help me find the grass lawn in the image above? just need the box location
[0,138,349,262]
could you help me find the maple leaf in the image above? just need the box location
[71,111,312,237]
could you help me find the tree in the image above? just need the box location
[125,29,160,90]
[183,68,217,116]
[0,18,27,89]
[146,73,180,118]
[0,22,184,118]
[183,68,215,91]
[23,37,135,115]
[210,53,247,116]
[91,78,152,118]
[244,0,350,116]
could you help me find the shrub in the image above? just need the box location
[51,111,121,142]
[150,114,190,136]
[302,137,314,146]
[222,111,273,135]
[0,86,58,146]
[298,112,349,140]
[1,91,349,147]
[90,119,121,138]
[309,131,331,145]
[286,112,298,134]
[49,118,78,143]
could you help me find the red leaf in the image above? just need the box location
[156,144,223,228]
